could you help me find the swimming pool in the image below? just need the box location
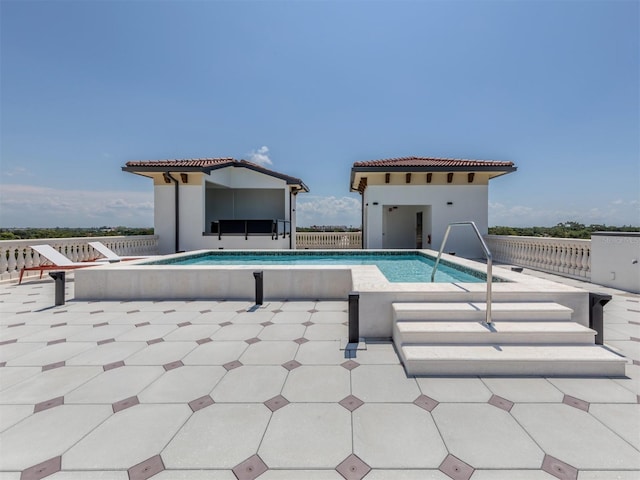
[143,251,492,283]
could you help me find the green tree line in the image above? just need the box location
[488,222,639,239]
[0,227,154,240]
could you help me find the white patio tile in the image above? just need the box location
[162,404,271,468]
[0,404,112,470]
[0,404,34,432]
[607,340,640,359]
[0,325,49,341]
[211,365,287,402]
[416,377,493,403]
[511,404,640,469]
[231,310,275,324]
[589,404,640,450]
[314,301,348,311]
[65,366,164,404]
[114,324,178,341]
[181,341,248,365]
[294,340,345,365]
[238,341,299,365]
[547,378,638,403]
[282,366,350,402]
[148,311,203,325]
[355,343,401,365]
[309,311,348,324]
[210,324,263,341]
[470,471,556,479]
[480,377,564,403]
[607,323,640,337]
[271,311,311,324]
[364,470,450,479]
[352,365,420,402]
[432,404,544,469]
[578,471,640,479]
[152,471,235,480]
[65,341,148,366]
[190,311,237,324]
[6,342,95,367]
[259,404,351,469]
[613,363,640,395]
[63,404,192,469]
[17,325,92,343]
[147,327,210,346]
[304,324,347,341]
[354,404,447,468]
[211,301,252,311]
[258,471,344,479]
[65,324,136,342]
[47,472,128,480]
[0,342,47,363]
[258,324,306,341]
[0,366,103,404]
[124,342,197,365]
[279,301,316,311]
[0,366,41,391]
[138,366,226,403]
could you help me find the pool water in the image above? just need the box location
[147,251,489,283]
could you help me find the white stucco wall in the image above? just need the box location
[363,184,489,258]
[154,184,177,254]
[591,232,640,293]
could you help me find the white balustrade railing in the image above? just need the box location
[0,235,159,282]
[296,232,362,249]
[484,235,591,280]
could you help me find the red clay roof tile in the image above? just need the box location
[352,156,514,168]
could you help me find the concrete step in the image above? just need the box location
[393,302,573,322]
[394,321,596,345]
[401,345,626,376]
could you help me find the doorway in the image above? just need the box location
[416,212,423,248]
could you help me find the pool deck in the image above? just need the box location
[1,266,639,480]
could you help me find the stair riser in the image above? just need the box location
[394,311,573,322]
[403,360,626,377]
[396,332,596,345]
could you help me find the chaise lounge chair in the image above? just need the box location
[88,241,152,262]
[19,244,104,284]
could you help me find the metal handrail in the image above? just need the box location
[431,221,493,324]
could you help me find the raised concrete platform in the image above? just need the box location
[393,302,626,376]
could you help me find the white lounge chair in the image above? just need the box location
[88,241,153,262]
[19,245,104,284]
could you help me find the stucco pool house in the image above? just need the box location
[123,158,309,254]
[351,156,516,257]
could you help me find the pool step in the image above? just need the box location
[400,345,626,376]
[392,301,626,376]
[394,321,596,345]
[393,302,573,322]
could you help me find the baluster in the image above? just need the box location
[8,247,18,275]
[575,246,584,277]
[569,245,578,276]
[583,247,591,279]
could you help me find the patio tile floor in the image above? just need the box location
[1,271,639,479]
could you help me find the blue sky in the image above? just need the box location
[1,0,638,228]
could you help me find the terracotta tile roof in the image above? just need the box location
[352,156,514,168]
[123,157,308,191]
[125,158,235,168]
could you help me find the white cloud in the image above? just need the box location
[2,167,31,177]
[296,195,361,227]
[246,146,273,166]
[0,184,153,227]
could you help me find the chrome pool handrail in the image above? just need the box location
[431,221,493,325]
